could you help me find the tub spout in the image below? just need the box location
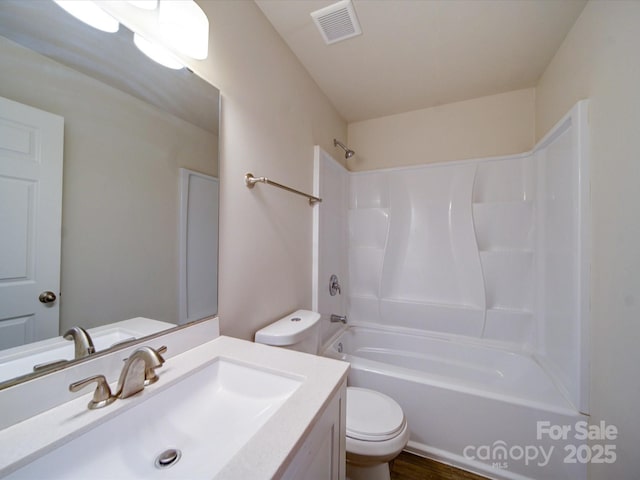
[330,314,347,324]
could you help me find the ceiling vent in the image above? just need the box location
[310,0,362,45]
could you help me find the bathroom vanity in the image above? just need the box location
[0,318,348,479]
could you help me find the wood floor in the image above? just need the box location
[390,452,490,480]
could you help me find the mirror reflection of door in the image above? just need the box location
[0,95,63,348]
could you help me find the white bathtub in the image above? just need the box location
[323,325,588,480]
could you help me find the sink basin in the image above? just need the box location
[0,318,173,383]
[6,357,302,479]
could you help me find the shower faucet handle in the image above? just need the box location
[329,274,342,296]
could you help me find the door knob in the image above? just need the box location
[39,291,57,303]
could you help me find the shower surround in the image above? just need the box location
[314,101,589,480]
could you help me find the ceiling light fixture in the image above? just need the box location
[133,33,184,70]
[158,0,209,60]
[57,0,209,69]
[126,0,159,10]
[53,0,119,33]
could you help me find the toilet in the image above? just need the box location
[255,310,409,480]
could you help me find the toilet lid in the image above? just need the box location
[346,387,406,441]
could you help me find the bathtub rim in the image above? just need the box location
[322,321,536,357]
[321,323,581,417]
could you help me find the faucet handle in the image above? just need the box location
[33,358,68,372]
[143,346,166,386]
[329,274,342,296]
[69,375,116,409]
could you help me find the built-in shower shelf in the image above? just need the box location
[350,294,379,300]
[350,296,499,311]
[472,201,532,209]
[479,250,534,262]
[349,245,385,251]
[483,308,534,346]
[380,298,484,311]
[348,206,390,212]
[480,249,533,312]
[472,155,535,204]
[479,248,533,254]
[486,307,533,315]
[472,199,533,206]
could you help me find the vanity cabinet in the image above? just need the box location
[0,332,350,480]
[281,380,346,480]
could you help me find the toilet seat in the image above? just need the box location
[346,387,406,442]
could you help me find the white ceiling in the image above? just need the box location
[255,0,587,123]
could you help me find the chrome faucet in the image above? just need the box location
[330,314,347,324]
[63,326,96,359]
[69,346,166,410]
[116,346,166,399]
[34,326,96,372]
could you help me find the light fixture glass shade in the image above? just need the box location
[133,33,184,70]
[158,0,209,60]
[126,0,159,10]
[53,1,119,33]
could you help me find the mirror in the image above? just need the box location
[0,0,219,387]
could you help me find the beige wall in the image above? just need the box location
[0,36,217,332]
[536,2,640,478]
[189,1,347,339]
[347,88,535,171]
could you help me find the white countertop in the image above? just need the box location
[0,336,349,478]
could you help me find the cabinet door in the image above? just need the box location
[281,380,346,480]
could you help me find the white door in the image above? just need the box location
[0,96,63,349]
[178,169,219,325]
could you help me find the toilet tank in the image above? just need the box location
[254,310,321,354]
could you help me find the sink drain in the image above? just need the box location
[154,448,182,469]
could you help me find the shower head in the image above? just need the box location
[334,139,355,159]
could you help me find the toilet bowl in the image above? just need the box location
[254,310,409,480]
[345,387,409,480]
